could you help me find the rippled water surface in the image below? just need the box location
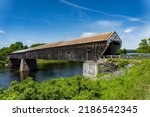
[0,62,82,89]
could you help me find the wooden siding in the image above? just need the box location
[9,41,108,62]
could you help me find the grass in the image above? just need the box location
[0,59,150,100]
[37,59,69,70]
[99,59,150,100]
[37,59,81,71]
[37,59,68,64]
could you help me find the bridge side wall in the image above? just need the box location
[9,41,108,62]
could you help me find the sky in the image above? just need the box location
[0,0,150,49]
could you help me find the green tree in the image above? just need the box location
[23,45,28,49]
[118,48,127,54]
[8,42,24,53]
[30,43,45,48]
[0,42,25,66]
[136,38,150,53]
[126,49,136,53]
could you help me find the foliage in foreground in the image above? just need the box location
[0,59,150,100]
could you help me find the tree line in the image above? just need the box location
[0,42,45,67]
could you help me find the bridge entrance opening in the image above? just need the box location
[103,41,121,55]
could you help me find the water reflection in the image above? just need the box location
[0,62,83,89]
[20,71,32,80]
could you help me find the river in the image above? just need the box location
[0,62,83,89]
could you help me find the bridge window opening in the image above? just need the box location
[67,51,71,54]
[86,48,91,54]
[86,49,92,60]
[87,50,91,53]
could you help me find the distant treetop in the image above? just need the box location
[30,43,46,48]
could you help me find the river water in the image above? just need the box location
[0,62,83,89]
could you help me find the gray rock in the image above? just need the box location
[98,61,118,73]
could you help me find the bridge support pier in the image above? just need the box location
[20,59,38,72]
[83,61,98,78]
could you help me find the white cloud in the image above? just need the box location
[91,20,122,31]
[124,29,133,33]
[129,18,140,22]
[26,40,33,43]
[95,20,122,27]
[81,32,97,37]
[128,18,148,24]
[0,30,6,34]
[123,27,136,33]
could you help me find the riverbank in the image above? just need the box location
[0,59,149,100]
[37,59,82,71]
[0,59,74,68]
[37,59,68,64]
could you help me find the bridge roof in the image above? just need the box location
[13,31,114,53]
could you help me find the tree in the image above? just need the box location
[136,38,150,53]
[8,42,24,53]
[126,49,136,53]
[118,48,127,54]
[30,43,45,48]
[23,45,28,49]
[0,42,25,66]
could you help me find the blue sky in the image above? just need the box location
[0,0,150,49]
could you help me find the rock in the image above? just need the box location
[126,63,134,68]
[98,61,118,73]
[5,64,8,67]
[113,70,123,76]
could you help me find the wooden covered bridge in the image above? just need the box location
[9,31,122,77]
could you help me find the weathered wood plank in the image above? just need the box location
[9,41,118,62]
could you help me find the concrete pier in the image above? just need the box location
[20,59,38,72]
[83,61,98,78]
[8,58,38,72]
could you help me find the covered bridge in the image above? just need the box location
[9,31,122,74]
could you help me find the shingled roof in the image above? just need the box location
[13,31,114,53]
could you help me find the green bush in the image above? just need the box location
[108,58,130,68]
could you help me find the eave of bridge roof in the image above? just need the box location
[13,31,114,53]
